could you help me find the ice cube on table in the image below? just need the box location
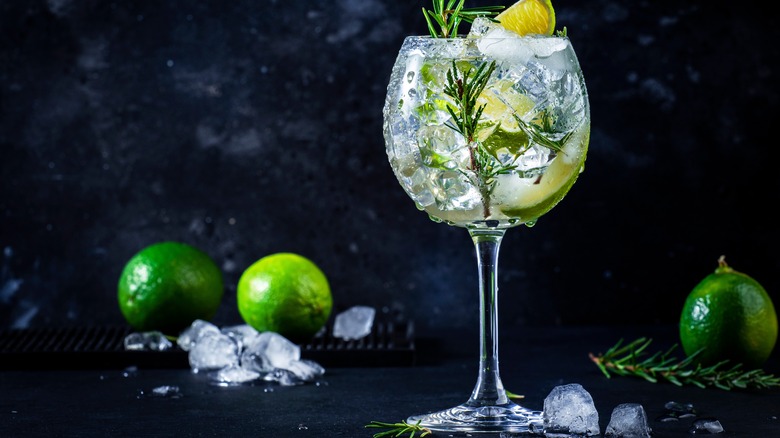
[220,324,259,350]
[139,385,183,398]
[263,368,303,386]
[152,385,179,396]
[663,401,697,418]
[244,331,300,369]
[332,305,376,341]
[121,365,139,378]
[124,331,173,351]
[689,418,724,434]
[177,319,221,351]
[208,364,261,386]
[239,350,274,374]
[605,403,651,438]
[188,333,239,372]
[285,359,326,382]
[543,383,600,437]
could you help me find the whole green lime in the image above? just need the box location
[680,256,778,369]
[237,252,332,343]
[117,241,224,335]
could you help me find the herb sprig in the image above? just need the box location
[513,111,568,153]
[442,60,515,216]
[365,420,431,437]
[443,60,495,142]
[365,391,523,437]
[441,60,571,216]
[590,337,780,391]
[422,0,504,38]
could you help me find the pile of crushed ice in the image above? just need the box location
[124,305,379,387]
[186,320,327,386]
[127,319,326,386]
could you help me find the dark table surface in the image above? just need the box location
[1,324,778,438]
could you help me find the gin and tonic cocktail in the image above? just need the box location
[382,17,590,434]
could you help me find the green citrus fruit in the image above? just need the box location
[237,252,332,343]
[117,241,224,335]
[680,255,778,369]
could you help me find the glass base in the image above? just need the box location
[408,401,544,435]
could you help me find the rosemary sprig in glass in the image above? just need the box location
[442,60,510,216]
[589,337,780,391]
[422,0,504,38]
[365,420,431,437]
[513,111,567,153]
[443,60,496,143]
[440,60,571,216]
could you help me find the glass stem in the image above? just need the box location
[467,228,509,407]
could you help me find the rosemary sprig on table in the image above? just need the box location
[589,337,780,391]
[365,420,431,437]
[423,0,504,38]
[366,391,523,437]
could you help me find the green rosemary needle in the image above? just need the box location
[442,59,511,216]
[590,337,780,391]
[422,0,504,38]
[442,60,496,143]
[365,420,432,437]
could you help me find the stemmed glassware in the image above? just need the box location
[382,24,590,434]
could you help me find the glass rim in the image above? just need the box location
[402,34,570,41]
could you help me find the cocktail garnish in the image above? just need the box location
[422,0,504,38]
[365,420,432,437]
[442,60,496,144]
[494,0,556,36]
[442,60,519,215]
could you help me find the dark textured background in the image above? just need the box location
[1,0,778,334]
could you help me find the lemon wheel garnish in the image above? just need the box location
[496,0,556,36]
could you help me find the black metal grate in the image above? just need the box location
[0,317,415,370]
[0,326,131,354]
[303,318,416,367]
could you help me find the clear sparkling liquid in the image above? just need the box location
[383,35,590,229]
